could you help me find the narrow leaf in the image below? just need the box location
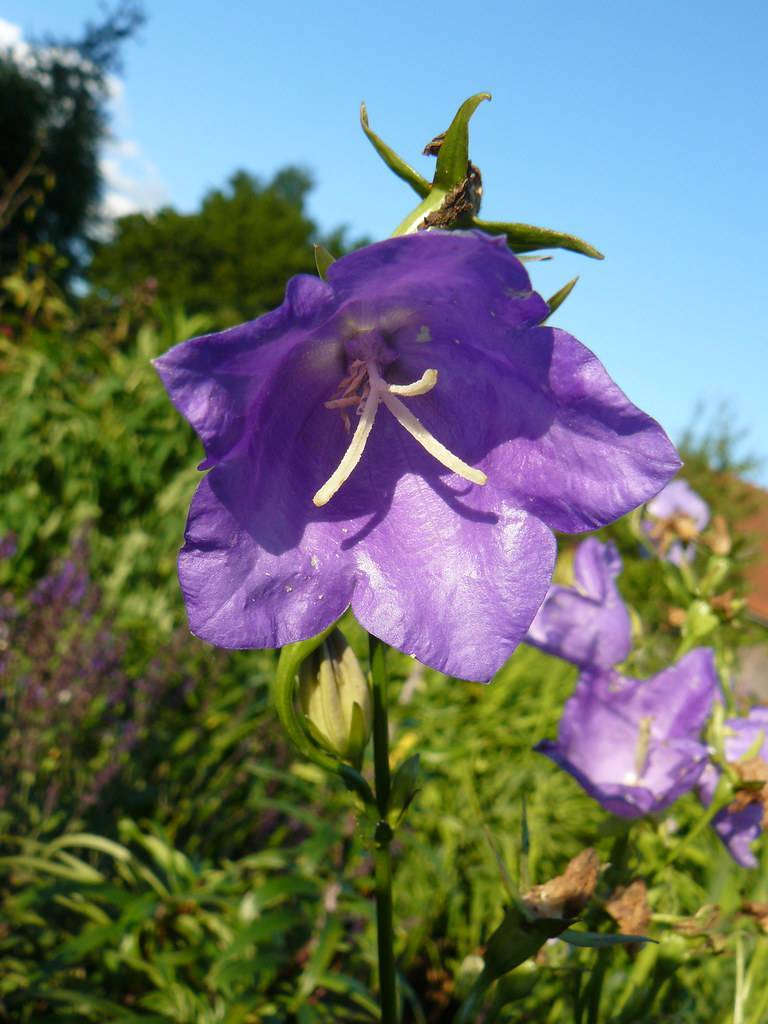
[313,244,335,279]
[545,276,579,318]
[561,928,657,948]
[434,92,491,191]
[473,218,604,259]
[360,102,430,198]
[44,832,133,863]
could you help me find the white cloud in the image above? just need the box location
[99,145,168,221]
[0,17,28,59]
[1,18,169,227]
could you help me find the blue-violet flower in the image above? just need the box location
[536,648,719,816]
[644,478,709,565]
[155,231,680,681]
[699,707,768,868]
[525,538,632,669]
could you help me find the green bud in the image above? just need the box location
[298,629,372,767]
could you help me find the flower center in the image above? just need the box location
[313,360,487,507]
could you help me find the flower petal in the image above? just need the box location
[348,470,556,681]
[153,275,335,467]
[326,229,548,333]
[379,322,680,533]
[525,539,631,668]
[179,461,354,649]
[479,327,681,532]
[712,805,762,869]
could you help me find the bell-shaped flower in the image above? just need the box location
[154,230,680,681]
[525,538,631,668]
[536,648,719,816]
[644,478,709,565]
[699,707,768,868]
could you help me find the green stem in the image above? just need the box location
[454,971,491,1024]
[369,634,398,1024]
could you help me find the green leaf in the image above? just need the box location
[360,102,431,198]
[388,753,421,825]
[0,854,104,884]
[545,277,579,318]
[473,218,604,259]
[561,928,657,948]
[433,92,491,191]
[44,832,133,863]
[40,988,154,1022]
[313,243,335,280]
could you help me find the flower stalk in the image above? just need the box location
[369,633,398,1023]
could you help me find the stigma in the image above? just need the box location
[313,360,487,507]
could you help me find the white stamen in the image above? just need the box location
[314,361,487,506]
[387,368,438,397]
[313,385,380,507]
[380,391,488,486]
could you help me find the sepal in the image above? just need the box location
[360,102,430,198]
[472,218,604,259]
[432,92,491,191]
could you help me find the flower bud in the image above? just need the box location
[298,629,372,767]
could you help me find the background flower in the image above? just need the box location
[536,648,719,817]
[644,478,710,565]
[699,707,768,868]
[525,538,632,668]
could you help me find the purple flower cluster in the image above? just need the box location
[0,537,135,818]
[155,230,679,682]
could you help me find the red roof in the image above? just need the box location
[743,485,768,623]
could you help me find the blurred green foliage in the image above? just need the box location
[0,3,145,280]
[87,168,364,326]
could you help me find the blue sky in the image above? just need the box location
[5,1,768,479]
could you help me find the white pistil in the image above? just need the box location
[313,361,487,507]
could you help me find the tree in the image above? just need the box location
[0,3,145,280]
[88,168,359,323]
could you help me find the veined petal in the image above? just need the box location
[349,470,556,682]
[179,462,354,649]
[476,327,681,532]
[326,229,548,332]
[153,275,335,468]
[526,538,631,668]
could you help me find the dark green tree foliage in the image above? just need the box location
[88,168,354,323]
[0,3,144,279]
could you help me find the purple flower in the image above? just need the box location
[644,478,709,565]
[154,231,680,681]
[536,648,719,816]
[699,707,768,868]
[525,538,631,668]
